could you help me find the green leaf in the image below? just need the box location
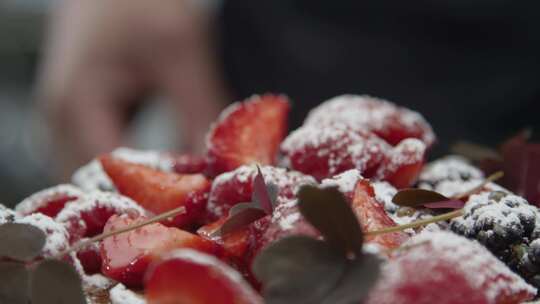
[297,185,363,255]
[30,259,86,304]
[0,261,29,304]
[211,207,267,237]
[0,223,46,261]
[253,236,346,304]
[267,183,280,208]
[229,202,260,216]
[321,253,382,304]
[392,188,450,208]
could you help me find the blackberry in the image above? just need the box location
[451,190,540,287]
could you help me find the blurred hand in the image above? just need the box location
[38,0,227,179]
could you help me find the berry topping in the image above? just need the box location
[76,240,102,275]
[375,138,426,188]
[145,249,263,304]
[366,231,536,304]
[451,191,540,287]
[55,191,146,243]
[281,123,390,181]
[16,213,69,258]
[351,179,409,249]
[16,184,83,217]
[101,214,218,288]
[100,155,211,228]
[206,165,315,221]
[321,169,364,201]
[304,95,435,147]
[205,94,290,176]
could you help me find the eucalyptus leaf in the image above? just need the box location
[392,188,450,208]
[297,186,363,254]
[212,207,267,237]
[0,261,30,304]
[30,259,86,304]
[267,183,279,208]
[253,236,347,304]
[0,223,46,261]
[252,165,274,214]
[321,253,382,304]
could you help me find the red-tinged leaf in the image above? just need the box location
[392,189,450,208]
[252,165,274,214]
[211,207,267,237]
[424,200,465,209]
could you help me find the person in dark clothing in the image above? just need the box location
[39,0,540,175]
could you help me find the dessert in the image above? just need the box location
[1,93,538,304]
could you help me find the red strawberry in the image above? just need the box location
[376,138,426,188]
[281,123,390,181]
[76,240,102,274]
[55,191,146,243]
[172,154,207,174]
[16,184,83,217]
[365,231,536,304]
[321,169,364,202]
[100,155,211,228]
[206,165,315,221]
[351,179,408,249]
[145,249,263,304]
[197,217,251,264]
[205,94,290,176]
[303,95,436,147]
[100,214,219,288]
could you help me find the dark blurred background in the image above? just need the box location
[2,1,540,206]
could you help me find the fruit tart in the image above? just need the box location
[1,94,539,304]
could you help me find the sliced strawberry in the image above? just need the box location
[351,179,408,249]
[206,165,315,221]
[366,231,536,304]
[376,138,426,188]
[55,191,146,243]
[145,249,263,304]
[101,214,219,288]
[304,95,436,147]
[76,240,102,274]
[172,154,207,174]
[205,94,290,176]
[321,169,364,202]
[197,217,251,264]
[16,184,83,217]
[281,123,390,181]
[100,155,211,228]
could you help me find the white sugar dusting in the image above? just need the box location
[372,181,398,212]
[16,184,83,215]
[110,284,146,304]
[208,165,316,218]
[303,95,435,145]
[369,231,536,303]
[321,169,363,195]
[72,159,116,192]
[112,147,174,172]
[16,213,69,257]
[419,155,484,184]
[55,191,147,236]
[70,252,115,290]
[0,204,19,223]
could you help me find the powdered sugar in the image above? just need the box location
[0,204,19,223]
[72,159,115,192]
[372,181,398,212]
[419,155,484,184]
[16,184,83,215]
[303,95,435,145]
[321,169,363,195]
[110,284,146,304]
[112,147,174,172]
[368,231,536,303]
[16,213,69,257]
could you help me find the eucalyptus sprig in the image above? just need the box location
[253,185,381,304]
[0,223,86,304]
